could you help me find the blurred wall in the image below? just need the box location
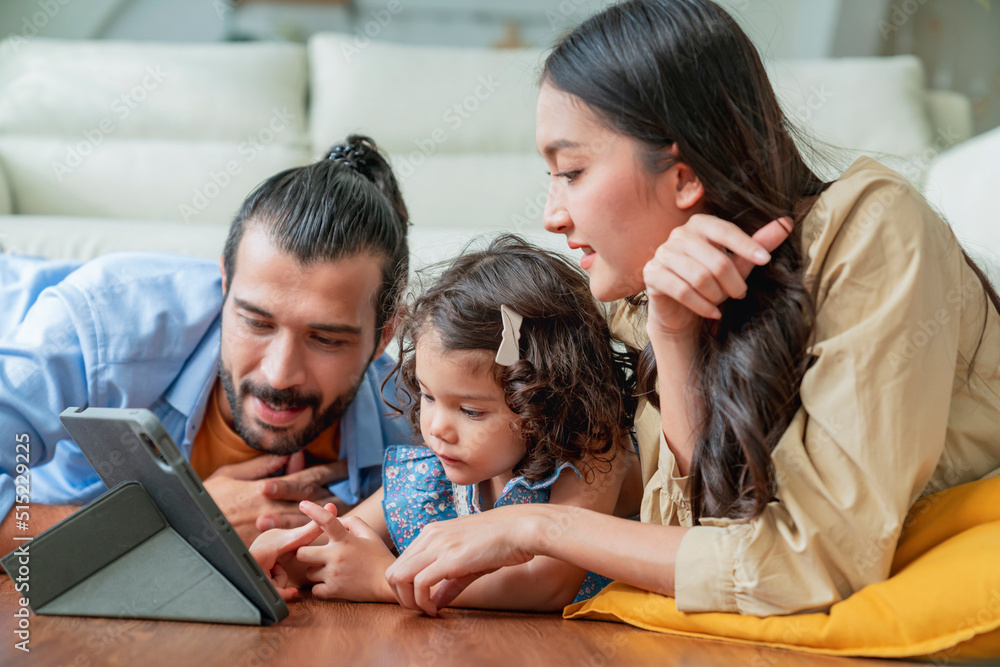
[0,0,131,39]
[3,0,997,134]
[883,0,1000,136]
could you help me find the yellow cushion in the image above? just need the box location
[564,475,1000,659]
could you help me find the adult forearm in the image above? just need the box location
[648,329,701,475]
[0,504,76,569]
[452,556,588,612]
[526,504,689,597]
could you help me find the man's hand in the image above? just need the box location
[255,459,351,531]
[202,451,349,546]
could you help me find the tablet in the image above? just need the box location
[57,406,289,625]
[3,481,268,624]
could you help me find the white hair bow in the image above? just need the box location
[495,304,524,366]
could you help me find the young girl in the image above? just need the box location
[384,0,1000,618]
[250,234,640,611]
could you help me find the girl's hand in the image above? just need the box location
[643,215,793,339]
[384,506,536,616]
[248,515,326,601]
[295,500,398,603]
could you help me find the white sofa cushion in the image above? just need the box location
[395,152,548,230]
[0,38,308,144]
[924,127,1000,286]
[407,225,571,275]
[0,215,573,280]
[309,33,545,156]
[0,216,229,260]
[925,90,973,146]
[767,55,955,190]
[769,55,933,159]
[0,137,310,224]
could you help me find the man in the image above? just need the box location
[0,135,414,551]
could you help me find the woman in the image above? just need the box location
[385,0,1000,616]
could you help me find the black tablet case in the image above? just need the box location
[1,407,289,625]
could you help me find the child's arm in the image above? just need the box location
[343,486,393,549]
[438,447,637,613]
[295,449,636,609]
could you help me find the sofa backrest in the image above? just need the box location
[0,36,982,271]
[767,55,972,190]
[924,127,1000,286]
[308,36,972,237]
[0,38,311,225]
[308,34,550,236]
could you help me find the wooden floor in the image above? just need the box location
[0,575,926,666]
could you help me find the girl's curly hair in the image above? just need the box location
[388,234,638,481]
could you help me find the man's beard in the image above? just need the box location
[218,364,365,456]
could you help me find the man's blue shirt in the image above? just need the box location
[0,253,414,518]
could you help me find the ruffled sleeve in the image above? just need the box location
[381,445,457,552]
[496,461,583,506]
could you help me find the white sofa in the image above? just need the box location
[0,35,997,282]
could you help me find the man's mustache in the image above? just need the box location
[241,380,321,411]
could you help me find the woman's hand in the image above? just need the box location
[643,215,793,339]
[295,501,398,603]
[384,506,537,616]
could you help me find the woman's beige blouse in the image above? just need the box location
[612,157,1000,616]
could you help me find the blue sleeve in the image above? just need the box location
[0,255,81,337]
[1,283,93,518]
[0,253,222,519]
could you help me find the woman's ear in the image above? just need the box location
[653,144,705,212]
[673,161,705,211]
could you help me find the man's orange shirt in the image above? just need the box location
[190,388,340,479]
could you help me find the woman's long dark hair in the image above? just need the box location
[543,0,1000,522]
